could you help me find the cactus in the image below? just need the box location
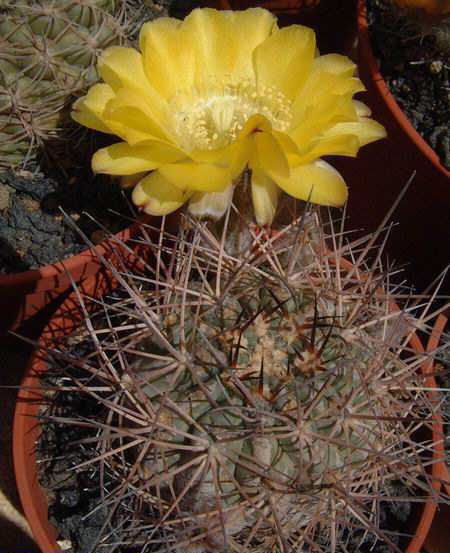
[0,0,145,169]
[38,192,448,553]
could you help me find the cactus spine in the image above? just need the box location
[0,0,143,168]
[38,197,448,553]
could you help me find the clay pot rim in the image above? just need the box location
[13,255,445,553]
[357,0,450,179]
[0,218,138,288]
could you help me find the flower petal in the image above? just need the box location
[71,84,115,133]
[292,74,364,126]
[98,47,151,94]
[189,135,252,178]
[290,95,358,150]
[323,119,387,147]
[92,142,186,175]
[188,114,271,177]
[103,88,172,144]
[270,159,348,206]
[312,54,357,77]
[158,161,233,192]
[251,169,280,226]
[140,17,195,100]
[293,134,360,165]
[121,172,148,189]
[132,171,192,216]
[353,100,372,117]
[272,130,300,157]
[188,185,234,220]
[291,50,364,128]
[252,131,290,178]
[253,25,316,99]
[181,8,277,89]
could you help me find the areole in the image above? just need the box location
[13,253,446,553]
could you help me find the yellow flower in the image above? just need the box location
[72,8,386,225]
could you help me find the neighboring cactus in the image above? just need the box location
[0,0,144,168]
[39,196,447,553]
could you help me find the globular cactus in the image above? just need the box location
[39,198,447,553]
[0,0,145,168]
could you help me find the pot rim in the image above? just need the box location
[357,0,450,179]
[13,256,446,553]
[0,217,140,292]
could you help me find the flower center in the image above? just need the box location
[170,80,292,151]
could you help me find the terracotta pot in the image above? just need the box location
[332,0,450,294]
[13,256,445,553]
[424,502,450,553]
[204,0,358,55]
[0,217,150,335]
[12,274,113,553]
[422,314,450,553]
[407,314,448,553]
[357,0,449,180]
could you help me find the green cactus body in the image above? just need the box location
[37,206,439,553]
[0,0,139,168]
[130,256,396,552]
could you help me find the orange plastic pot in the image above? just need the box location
[0,218,148,335]
[332,0,450,294]
[13,258,445,553]
[203,0,358,55]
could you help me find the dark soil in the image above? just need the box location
[366,0,450,170]
[37,299,144,553]
[0,169,134,274]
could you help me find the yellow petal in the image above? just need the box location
[140,17,196,100]
[251,169,280,226]
[81,84,114,116]
[253,25,316,99]
[240,113,273,136]
[132,172,192,216]
[353,99,372,117]
[293,134,360,165]
[292,73,364,125]
[92,142,186,175]
[290,95,358,150]
[270,159,348,207]
[72,99,111,134]
[181,8,276,89]
[98,47,151,94]
[228,137,253,178]
[189,135,252,178]
[252,131,290,178]
[158,161,233,192]
[103,88,171,144]
[71,84,115,133]
[312,54,356,77]
[188,114,270,177]
[272,130,300,157]
[121,172,148,189]
[323,119,387,147]
[188,185,234,220]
